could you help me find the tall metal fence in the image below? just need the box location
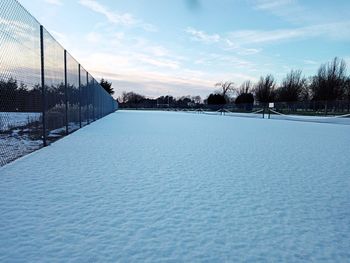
[0,0,118,167]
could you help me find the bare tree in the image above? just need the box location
[119,91,128,103]
[254,75,276,103]
[277,70,306,102]
[300,78,313,101]
[311,57,347,101]
[237,80,253,95]
[215,81,235,98]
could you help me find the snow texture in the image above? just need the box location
[0,134,42,165]
[1,110,350,262]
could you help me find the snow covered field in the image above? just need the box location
[1,110,350,262]
[0,112,41,131]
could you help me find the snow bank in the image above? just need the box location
[1,111,350,262]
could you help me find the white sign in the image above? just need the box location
[269,102,274,108]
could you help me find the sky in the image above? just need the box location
[18,0,350,99]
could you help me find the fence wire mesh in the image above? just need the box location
[0,0,117,166]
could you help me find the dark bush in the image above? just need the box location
[235,93,254,111]
[207,93,226,105]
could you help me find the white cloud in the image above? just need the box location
[72,49,258,98]
[79,0,157,32]
[85,31,101,44]
[251,0,350,27]
[185,27,262,56]
[186,20,350,54]
[251,0,308,24]
[137,54,180,70]
[185,27,221,43]
[44,0,63,6]
[303,60,318,65]
[254,0,295,11]
[237,48,261,55]
[228,21,350,45]
[194,53,256,71]
[147,45,170,57]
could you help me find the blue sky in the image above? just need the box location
[18,0,350,98]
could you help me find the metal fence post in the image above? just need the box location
[92,80,95,121]
[40,25,47,147]
[78,64,82,128]
[64,50,69,135]
[86,72,90,124]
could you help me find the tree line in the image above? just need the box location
[118,92,202,108]
[118,57,350,110]
[209,57,350,107]
[0,78,115,112]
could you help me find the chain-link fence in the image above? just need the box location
[0,0,117,167]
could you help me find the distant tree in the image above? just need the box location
[254,74,276,103]
[310,57,347,101]
[207,93,226,105]
[300,79,313,101]
[215,81,234,98]
[192,95,202,104]
[235,81,254,110]
[28,84,42,112]
[155,95,176,107]
[156,95,174,106]
[0,78,19,111]
[120,91,145,104]
[345,76,350,101]
[100,78,114,95]
[176,96,193,107]
[277,70,306,102]
[235,93,254,110]
[345,77,350,111]
[237,80,253,95]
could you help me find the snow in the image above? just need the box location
[0,112,81,166]
[202,110,350,125]
[0,134,42,165]
[1,110,350,262]
[268,111,350,125]
[0,112,41,131]
[0,112,43,166]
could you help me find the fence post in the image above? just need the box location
[64,50,69,135]
[86,72,90,124]
[78,64,82,128]
[40,25,47,147]
[92,80,95,121]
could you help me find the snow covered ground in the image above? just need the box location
[1,110,350,262]
[0,112,82,166]
[0,134,42,166]
[203,110,350,125]
[0,112,41,131]
[0,112,42,166]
